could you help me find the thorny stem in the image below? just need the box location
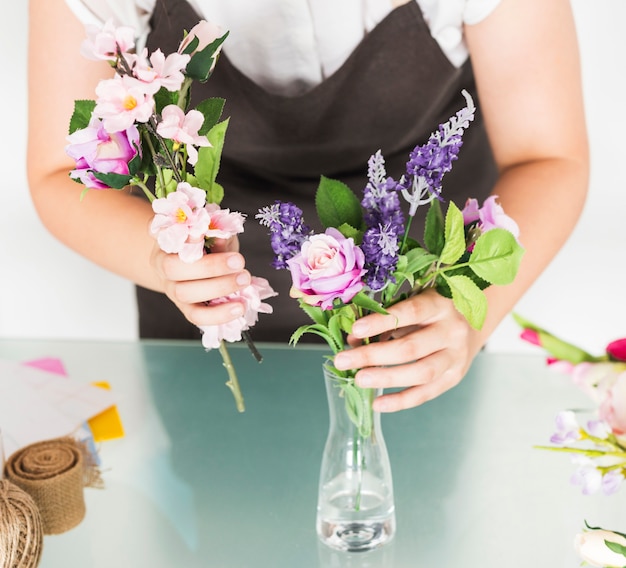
[218,340,245,412]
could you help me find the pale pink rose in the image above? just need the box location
[129,48,190,93]
[178,20,224,57]
[150,182,210,263]
[599,371,626,436]
[287,228,366,310]
[574,528,626,568]
[156,105,211,165]
[200,277,277,350]
[65,116,140,189]
[205,203,245,240]
[462,195,520,240]
[80,19,135,61]
[94,75,154,132]
[571,362,624,405]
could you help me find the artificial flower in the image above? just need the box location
[599,372,626,436]
[200,277,277,350]
[607,338,626,362]
[574,526,626,568]
[80,19,135,62]
[462,195,520,240]
[287,228,367,310]
[94,75,154,132]
[178,19,224,57]
[204,203,245,241]
[65,117,140,189]
[156,105,211,165]
[130,48,190,93]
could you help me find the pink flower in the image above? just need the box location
[607,338,626,362]
[129,49,190,94]
[80,19,135,62]
[599,371,626,436]
[200,277,277,349]
[156,105,211,165]
[462,196,520,240]
[178,20,224,57]
[287,228,366,310]
[205,203,245,240]
[520,328,540,346]
[65,117,140,189]
[94,75,154,132]
[150,182,210,263]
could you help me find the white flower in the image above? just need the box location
[574,528,626,567]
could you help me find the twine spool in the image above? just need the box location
[4,438,101,535]
[0,479,43,568]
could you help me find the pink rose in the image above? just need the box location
[178,20,224,57]
[65,117,140,189]
[287,228,366,310]
[200,277,277,349]
[462,196,520,240]
[607,338,626,362]
[599,371,626,436]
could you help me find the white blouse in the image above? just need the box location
[65,0,501,95]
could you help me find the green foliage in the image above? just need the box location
[423,199,445,255]
[194,118,229,204]
[68,100,96,134]
[196,97,225,135]
[315,176,363,232]
[92,172,132,190]
[442,273,487,330]
[469,228,524,285]
[185,32,229,82]
[439,202,466,265]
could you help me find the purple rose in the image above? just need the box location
[65,116,140,189]
[286,228,366,310]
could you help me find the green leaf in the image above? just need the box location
[404,248,438,276]
[153,88,178,115]
[342,383,363,429]
[423,199,445,255]
[336,222,363,243]
[92,171,132,189]
[194,118,229,203]
[328,307,356,349]
[350,291,388,315]
[442,273,487,330]
[604,540,626,558]
[289,324,338,351]
[196,97,226,135]
[185,32,229,82]
[298,301,329,326]
[68,100,96,134]
[468,228,524,285]
[315,176,363,231]
[439,202,466,265]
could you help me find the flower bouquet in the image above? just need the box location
[515,314,626,495]
[258,90,525,434]
[257,91,524,551]
[64,19,276,412]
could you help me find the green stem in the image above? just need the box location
[131,177,155,202]
[218,341,245,412]
[534,445,626,459]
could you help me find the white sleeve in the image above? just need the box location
[462,0,503,25]
[64,0,155,47]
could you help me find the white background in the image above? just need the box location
[2,1,625,354]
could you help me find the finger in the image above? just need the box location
[184,298,246,327]
[354,349,452,390]
[372,370,462,412]
[210,236,239,254]
[160,251,246,281]
[335,324,447,370]
[168,270,251,305]
[350,291,443,339]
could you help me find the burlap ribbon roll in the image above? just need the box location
[4,438,101,535]
[0,479,43,568]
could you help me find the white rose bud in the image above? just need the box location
[574,529,626,567]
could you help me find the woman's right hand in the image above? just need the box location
[150,237,252,327]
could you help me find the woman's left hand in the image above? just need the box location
[333,288,481,412]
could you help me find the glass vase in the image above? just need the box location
[316,364,396,552]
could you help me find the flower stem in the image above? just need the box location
[218,340,245,412]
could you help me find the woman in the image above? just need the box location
[27,0,588,411]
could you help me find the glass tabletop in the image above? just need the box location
[0,339,623,567]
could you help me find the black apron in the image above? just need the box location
[137,0,497,343]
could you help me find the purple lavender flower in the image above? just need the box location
[601,470,624,495]
[360,151,404,290]
[256,201,311,269]
[400,90,476,215]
